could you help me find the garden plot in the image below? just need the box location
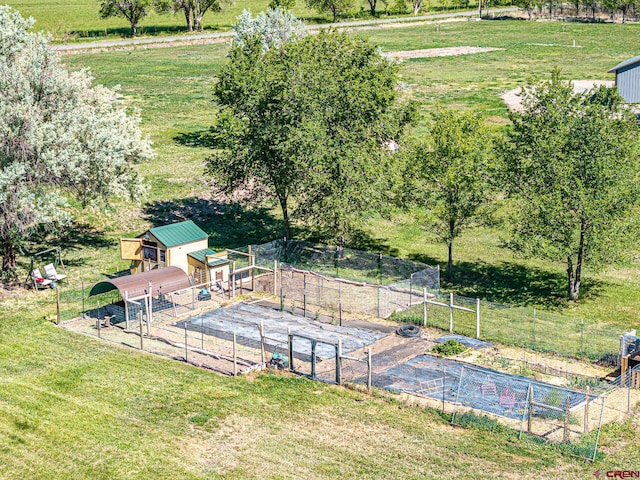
[187,302,387,359]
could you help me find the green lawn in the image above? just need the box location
[3,19,640,478]
[0,306,639,479]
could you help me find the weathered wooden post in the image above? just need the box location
[124,291,130,330]
[527,384,533,434]
[584,386,590,433]
[367,348,372,392]
[449,292,454,333]
[563,396,571,442]
[311,340,317,379]
[56,285,61,325]
[423,288,427,327]
[184,324,189,362]
[138,312,143,350]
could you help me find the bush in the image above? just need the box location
[433,339,467,356]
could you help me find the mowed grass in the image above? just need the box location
[1,305,639,479]
[2,20,640,478]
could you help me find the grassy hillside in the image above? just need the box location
[1,305,639,479]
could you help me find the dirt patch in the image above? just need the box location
[501,79,615,112]
[387,46,503,60]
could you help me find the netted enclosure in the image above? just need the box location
[251,239,440,290]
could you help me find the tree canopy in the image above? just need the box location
[207,22,413,244]
[500,71,640,300]
[402,107,494,280]
[99,0,153,36]
[0,6,152,280]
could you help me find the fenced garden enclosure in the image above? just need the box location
[53,239,640,462]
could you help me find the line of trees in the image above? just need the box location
[206,10,640,300]
[513,0,640,22]
[99,0,230,36]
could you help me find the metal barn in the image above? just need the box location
[608,55,640,103]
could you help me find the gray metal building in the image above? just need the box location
[608,55,640,103]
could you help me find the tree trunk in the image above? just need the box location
[131,22,137,37]
[368,0,377,15]
[413,0,422,15]
[332,7,338,22]
[567,223,585,301]
[2,239,17,281]
[184,8,193,31]
[279,197,291,245]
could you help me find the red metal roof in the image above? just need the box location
[89,266,192,299]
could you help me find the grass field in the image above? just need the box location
[2,18,640,478]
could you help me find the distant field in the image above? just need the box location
[6,0,321,40]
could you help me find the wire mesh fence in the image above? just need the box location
[251,239,441,290]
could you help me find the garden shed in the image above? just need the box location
[120,220,230,286]
[608,55,640,103]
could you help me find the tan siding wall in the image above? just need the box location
[166,238,208,274]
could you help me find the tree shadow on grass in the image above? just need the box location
[408,257,607,310]
[143,197,285,249]
[173,130,211,148]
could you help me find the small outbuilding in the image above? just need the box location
[608,55,640,103]
[120,220,230,286]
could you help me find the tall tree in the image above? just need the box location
[155,0,227,31]
[268,0,296,9]
[0,6,152,280]
[207,23,412,244]
[100,0,153,36]
[232,8,306,51]
[402,108,494,280]
[500,71,640,301]
[305,0,354,21]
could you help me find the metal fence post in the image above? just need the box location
[97,313,101,339]
[449,292,454,333]
[259,322,265,365]
[336,339,342,385]
[233,331,237,377]
[377,285,381,318]
[81,280,85,318]
[311,340,317,379]
[303,273,307,318]
[475,298,480,339]
[201,315,204,350]
[288,329,294,372]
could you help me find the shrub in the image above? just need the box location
[433,340,467,356]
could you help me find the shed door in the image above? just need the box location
[120,238,143,261]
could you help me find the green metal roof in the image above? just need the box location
[147,221,208,248]
[188,248,230,267]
